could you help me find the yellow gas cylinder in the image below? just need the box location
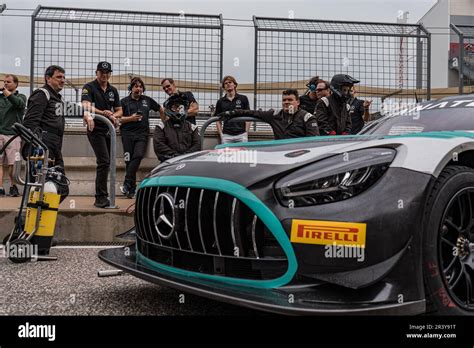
[24,181,61,253]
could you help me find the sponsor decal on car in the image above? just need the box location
[290,219,366,247]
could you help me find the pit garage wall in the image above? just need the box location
[418,0,450,89]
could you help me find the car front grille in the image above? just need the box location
[135,185,288,280]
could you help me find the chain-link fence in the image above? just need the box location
[253,17,431,113]
[450,24,474,94]
[31,6,223,116]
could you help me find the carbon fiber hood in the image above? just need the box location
[150,137,385,187]
[150,132,474,187]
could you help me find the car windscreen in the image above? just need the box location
[361,108,474,136]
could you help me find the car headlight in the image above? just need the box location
[275,148,396,207]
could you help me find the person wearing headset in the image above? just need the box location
[299,76,330,114]
[119,76,160,198]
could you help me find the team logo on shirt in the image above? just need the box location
[82,88,89,95]
[235,99,242,109]
[142,100,148,107]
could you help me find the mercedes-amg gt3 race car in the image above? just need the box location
[100,95,474,315]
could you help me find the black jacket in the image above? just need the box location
[23,84,65,136]
[229,108,319,139]
[315,94,351,135]
[153,120,201,162]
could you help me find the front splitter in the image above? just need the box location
[98,246,425,316]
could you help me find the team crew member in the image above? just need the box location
[0,74,26,196]
[219,89,319,140]
[315,74,359,135]
[299,76,330,114]
[82,61,123,208]
[349,86,372,134]
[161,78,199,124]
[23,65,67,169]
[215,75,250,144]
[120,77,160,198]
[153,93,201,162]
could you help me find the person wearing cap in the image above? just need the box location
[315,74,360,135]
[215,75,250,144]
[299,76,330,114]
[119,77,160,198]
[82,61,123,208]
[161,78,199,125]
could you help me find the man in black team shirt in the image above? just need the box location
[219,89,319,140]
[82,61,123,208]
[215,75,250,144]
[119,77,160,198]
[161,78,199,125]
[349,86,372,134]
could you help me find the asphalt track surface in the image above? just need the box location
[0,246,262,316]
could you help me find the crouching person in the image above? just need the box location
[153,93,201,162]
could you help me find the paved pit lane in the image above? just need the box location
[0,247,262,316]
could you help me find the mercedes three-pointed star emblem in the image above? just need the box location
[153,193,176,239]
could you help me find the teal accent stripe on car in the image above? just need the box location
[215,131,474,149]
[138,175,298,289]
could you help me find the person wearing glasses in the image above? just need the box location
[299,76,330,114]
[0,74,26,197]
[161,78,199,125]
[82,61,123,208]
[23,65,67,169]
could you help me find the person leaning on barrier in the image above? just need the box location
[215,75,250,144]
[348,86,372,134]
[153,93,201,162]
[23,65,67,169]
[161,78,199,125]
[218,89,319,140]
[315,74,359,135]
[82,61,123,208]
[119,77,160,198]
[0,74,26,197]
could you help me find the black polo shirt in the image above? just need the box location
[349,98,366,134]
[299,94,318,114]
[81,79,121,131]
[215,93,250,135]
[120,95,161,135]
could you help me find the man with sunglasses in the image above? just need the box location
[161,78,198,125]
[82,61,123,208]
[299,76,330,114]
[0,74,26,197]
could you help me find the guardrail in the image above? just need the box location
[200,116,264,146]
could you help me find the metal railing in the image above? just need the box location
[13,114,119,208]
[200,116,264,146]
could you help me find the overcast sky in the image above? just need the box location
[0,0,437,85]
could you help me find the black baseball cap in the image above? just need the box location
[97,61,113,72]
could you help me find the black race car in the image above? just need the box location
[100,95,474,315]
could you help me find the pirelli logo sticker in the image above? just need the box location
[290,219,366,247]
